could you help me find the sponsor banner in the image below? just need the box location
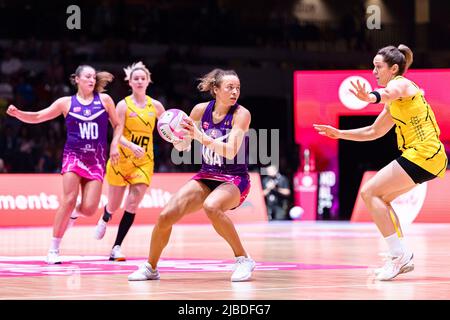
[351,170,450,223]
[0,173,268,227]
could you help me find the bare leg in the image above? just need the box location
[78,179,103,217]
[148,180,210,268]
[124,183,148,213]
[203,183,247,257]
[360,161,419,280]
[93,184,127,242]
[106,185,127,213]
[360,160,416,237]
[388,205,403,238]
[111,184,148,248]
[53,173,81,238]
[382,185,416,238]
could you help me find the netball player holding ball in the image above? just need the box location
[128,68,256,282]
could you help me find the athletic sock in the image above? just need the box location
[103,207,112,223]
[113,211,135,247]
[50,237,62,251]
[384,233,406,257]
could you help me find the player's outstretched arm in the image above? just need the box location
[314,105,394,142]
[6,97,70,124]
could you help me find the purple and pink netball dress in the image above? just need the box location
[61,93,109,181]
[192,100,250,207]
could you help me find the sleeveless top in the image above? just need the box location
[119,95,157,165]
[389,76,447,176]
[199,100,249,176]
[64,93,109,166]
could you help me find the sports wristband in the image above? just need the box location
[370,90,381,104]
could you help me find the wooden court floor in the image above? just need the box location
[1,221,450,300]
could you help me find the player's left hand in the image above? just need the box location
[349,79,371,102]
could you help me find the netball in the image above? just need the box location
[156,109,189,143]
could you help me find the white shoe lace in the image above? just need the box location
[46,250,60,263]
[382,257,395,271]
[112,246,123,256]
[139,263,149,273]
[233,257,248,270]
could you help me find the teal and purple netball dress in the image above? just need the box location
[192,100,250,207]
[61,93,109,181]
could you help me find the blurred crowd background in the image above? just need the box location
[0,0,448,218]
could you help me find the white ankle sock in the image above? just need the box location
[50,237,62,251]
[385,233,406,257]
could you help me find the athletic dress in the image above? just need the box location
[192,100,250,208]
[105,95,156,186]
[61,93,109,182]
[389,76,448,183]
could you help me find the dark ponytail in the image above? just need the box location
[197,69,239,98]
[377,44,414,76]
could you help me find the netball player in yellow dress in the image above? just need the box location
[314,44,447,281]
[95,62,165,261]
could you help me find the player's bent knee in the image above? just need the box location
[79,204,98,217]
[157,208,180,228]
[157,214,173,229]
[359,187,373,203]
[127,195,144,212]
[381,194,395,204]
[107,202,121,213]
[62,195,78,209]
[203,202,222,218]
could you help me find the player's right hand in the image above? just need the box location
[173,138,192,152]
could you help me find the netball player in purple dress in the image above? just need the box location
[128,68,255,282]
[7,65,122,264]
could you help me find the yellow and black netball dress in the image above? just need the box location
[106,95,156,186]
[389,76,447,180]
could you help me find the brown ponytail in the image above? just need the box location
[377,44,414,76]
[94,71,114,93]
[197,68,238,98]
[69,65,114,93]
[398,44,413,74]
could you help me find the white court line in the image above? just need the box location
[3,280,450,300]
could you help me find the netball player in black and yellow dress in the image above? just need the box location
[95,62,165,261]
[314,44,447,281]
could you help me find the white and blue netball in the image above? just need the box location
[157,109,189,143]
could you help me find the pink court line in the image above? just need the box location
[0,257,367,278]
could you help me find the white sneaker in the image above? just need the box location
[375,252,414,281]
[374,253,414,276]
[109,245,126,261]
[128,262,160,281]
[94,218,107,240]
[45,249,62,264]
[231,256,256,282]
